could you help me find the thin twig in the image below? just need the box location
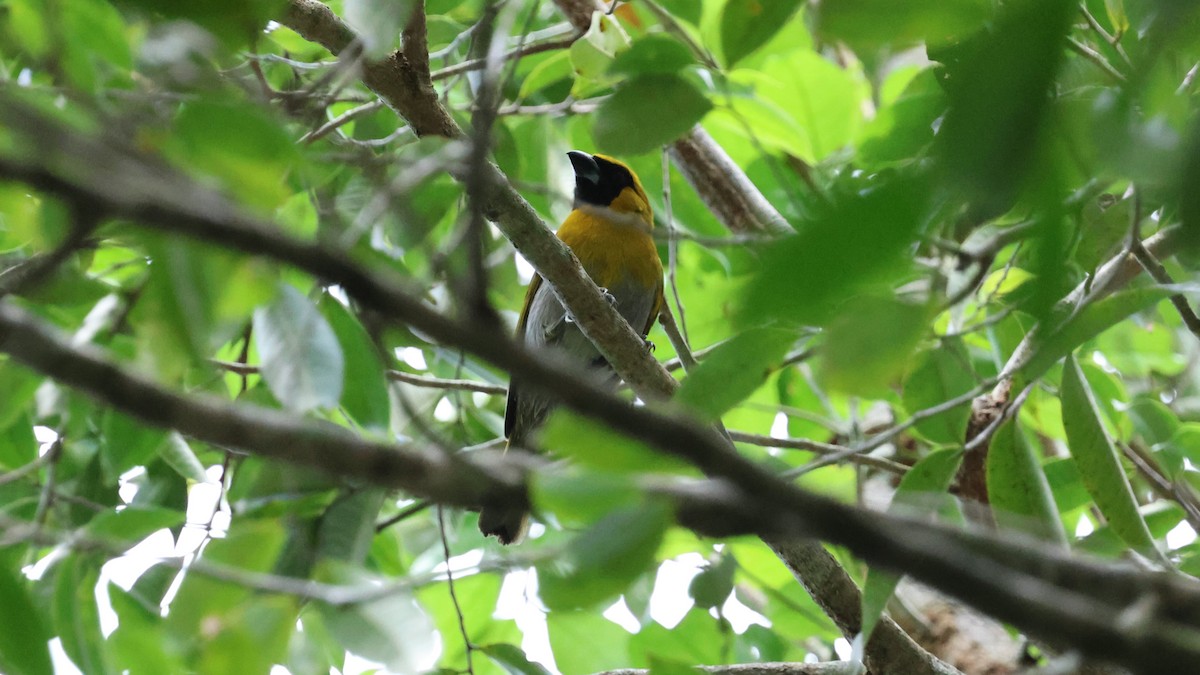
[1078,4,1132,66]
[438,505,474,674]
[300,99,386,143]
[1127,191,1200,341]
[0,452,53,487]
[727,430,908,476]
[430,28,580,81]
[375,500,432,532]
[662,148,690,348]
[1067,36,1126,83]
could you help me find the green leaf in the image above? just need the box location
[739,171,929,326]
[540,412,694,475]
[676,327,795,421]
[720,0,803,67]
[519,52,574,100]
[902,341,976,444]
[53,555,108,675]
[532,469,640,526]
[860,448,963,642]
[195,595,297,675]
[113,0,286,49]
[627,609,724,667]
[593,74,712,156]
[319,297,390,431]
[156,432,210,483]
[166,519,287,639]
[610,35,694,76]
[933,0,1072,216]
[819,0,991,51]
[0,564,52,675]
[547,611,630,674]
[316,489,386,564]
[1127,396,1180,447]
[538,502,670,610]
[1015,287,1177,387]
[416,574,515,670]
[755,50,869,161]
[569,12,631,84]
[254,284,345,413]
[316,564,440,673]
[1060,354,1158,556]
[688,552,736,609]
[987,420,1068,545]
[100,411,167,480]
[86,505,184,552]
[0,412,37,470]
[821,296,928,397]
[108,584,183,674]
[170,99,299,209]
[0,364,40,436]
[480,643,553,675]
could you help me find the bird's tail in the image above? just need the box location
[478,437,530,545]
[478,503,530,545]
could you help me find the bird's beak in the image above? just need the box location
[567,151,600,186]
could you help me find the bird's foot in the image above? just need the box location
[644,339,656,353]
[599,287,618,307]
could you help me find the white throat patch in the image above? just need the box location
[577,202,652,232]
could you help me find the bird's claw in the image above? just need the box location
[644,339,656,353]
[599,287,618,307]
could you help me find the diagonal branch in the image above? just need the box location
[280,0,677,401]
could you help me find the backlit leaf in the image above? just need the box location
[1060,354,1158,556]
[254,284,345,413]
[593,74,712,156]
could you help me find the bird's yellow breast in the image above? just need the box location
[556,208,663,291]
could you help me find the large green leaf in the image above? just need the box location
[593,74,712,155]
[538,501,670,610]
[546,610,631,674]
[1060,354,1158,556]
[319,297,390,431]
[819,0,991,51]
[720,0,803,67]
[1015,287,1177,387]
[540,412,694,475]
[166,519,287,641]
[53,555,109,675]
[627,608,724,666]
[532,469,640,526]
[316,564,440,673]
[610,35,694,77]
[253,284,345,413]
[156,432,210,483]
[902,341,976,445]
[933,0,1073,216]
[675,327,795,421]
[739,171,929,326]
[987,420,1068,545]
[480,644,553,675]
[0,564,52,675]
[754,50,869,161]
[821,296,929,397]
[112,0,286,49]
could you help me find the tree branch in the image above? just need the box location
[595,663,854,675]
[0,300,524,510]
[278,0,677,401]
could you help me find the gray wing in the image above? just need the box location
[506,276,656,446]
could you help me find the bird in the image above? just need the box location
[478,151,664,544]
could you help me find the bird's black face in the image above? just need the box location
[568,151,636,207]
